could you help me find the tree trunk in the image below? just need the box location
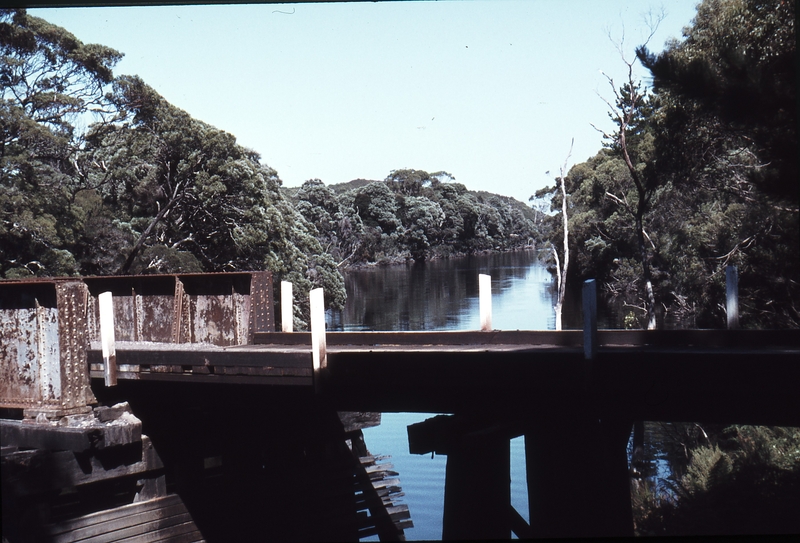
[620,125,657,330]
[553,140,573,331]
[635,212,657,330]
[118,194,180,274]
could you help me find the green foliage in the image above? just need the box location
[539,0,798,328]
[638,0,796,202]
[291,172,540,267]
[1,8,123,277]
[634,425,800,536]
[1,10,346,324]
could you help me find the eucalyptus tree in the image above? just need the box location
[107,75,346,314]
[595,76,660,329]
[396,195,444,261]
[1,8,123,277]
[296,178,364,267]
[552,141,574,330]
[637,0,798,327]
[430,181,467,250]
[1,10,347,320]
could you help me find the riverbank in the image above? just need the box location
[341,244,545,271]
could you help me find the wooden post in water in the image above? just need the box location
[726,265,739,329]
[479,274,492,331]
[98,291,117,387]
[310,288,327,392]
[281,281,293,333]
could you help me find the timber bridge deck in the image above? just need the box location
[2,271,799,541]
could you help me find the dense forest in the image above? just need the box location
[0,8,542,321]
[288,172,541,265]
[533,0,797,330]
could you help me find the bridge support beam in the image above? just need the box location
[408,415,513,540]
[442,433,510,540]
[525,415,633,538]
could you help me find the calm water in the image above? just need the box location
[327,251,556,540]
[328,250,557,332]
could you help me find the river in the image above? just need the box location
[327,250,560,540]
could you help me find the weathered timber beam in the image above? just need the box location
[1,416,141,452]
[87,344,311,367]
[255,330,586,346]
[408,414,524,456]
[255,329,800,348]
[2,435,162,496]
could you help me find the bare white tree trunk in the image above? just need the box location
[553,139,574,331]
[553,242,563,330]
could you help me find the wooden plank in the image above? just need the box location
[253,328,800,348]
[88,347,312,368]
[598,329,800,348]
[255,330,586,347]
[364,463,394,474]
[49,504,190,542]
[98,519,200,543]
[370,477,401,490]
[47,495,183,535]
[132,373,312,386]
[124,528,205,543]
[386,504,410,519]
[90,371,140,381]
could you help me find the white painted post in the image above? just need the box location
[479,274,492,331]
[310,288,327,391]
[281,281,293,333]
[98,291,117,386]
[726,265,739,329]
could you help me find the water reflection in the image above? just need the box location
[329,250,557,331]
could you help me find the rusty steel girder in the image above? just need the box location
[0,281,95,417]
[0,272,274,417]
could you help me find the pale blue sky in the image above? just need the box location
[32,1,699,203]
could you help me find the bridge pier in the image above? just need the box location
[409,411,634,539]
[442,432,510,540]
[525,415,633,538]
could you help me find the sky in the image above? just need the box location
[31,1,700,203]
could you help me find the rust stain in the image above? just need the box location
[2,271,275,407]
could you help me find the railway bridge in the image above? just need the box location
[2,271,798,540]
